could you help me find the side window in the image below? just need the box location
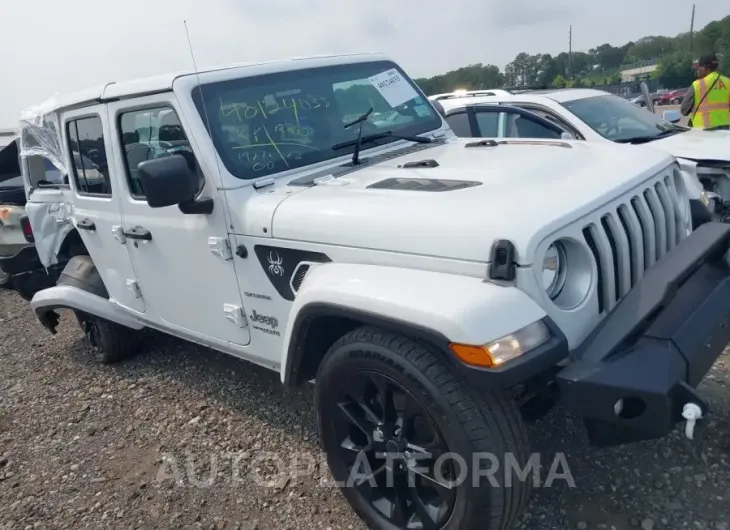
[474,112,500,137]
[444,112,473,137]
[67,116,112,196]
[517,106,576,136]
[118,107,199,199]
[503,112,562,139]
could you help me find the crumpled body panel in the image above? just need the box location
[26,198,74,268]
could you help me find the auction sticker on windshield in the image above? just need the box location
[368,69,419,108]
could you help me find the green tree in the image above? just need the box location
[654,51,695,88]
[625,36,674,61]
[552,74,568,87]
[589,43,627,71]
[411,15,729,95]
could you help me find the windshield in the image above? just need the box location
[561,94,680,142]
[192,60,442,180]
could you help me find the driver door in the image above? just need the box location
[106,95,250,346]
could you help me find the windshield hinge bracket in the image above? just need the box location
[208,237,233,260]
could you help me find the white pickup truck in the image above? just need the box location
[15,53,730,530]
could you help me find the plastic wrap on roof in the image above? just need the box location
[17,95,69,175]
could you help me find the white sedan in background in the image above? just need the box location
[431,88,729,220]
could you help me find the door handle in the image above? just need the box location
[76,218,96,231]
[122,226,152,241]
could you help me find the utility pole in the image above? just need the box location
[689,4,695,52]
[568,25,573,80]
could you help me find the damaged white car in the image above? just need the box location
[13,53,730,530]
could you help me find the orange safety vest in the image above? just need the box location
[691,71,730,128]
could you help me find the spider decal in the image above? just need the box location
[267,251,285,277]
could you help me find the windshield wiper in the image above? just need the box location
[614,128,683,144]
[333,108,433,166]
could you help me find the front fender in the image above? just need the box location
[280,262,547,384]
[678,159,707,201]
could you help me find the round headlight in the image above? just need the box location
[542,242,567,299]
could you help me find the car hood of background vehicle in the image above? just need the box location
[650,128,730,162]
[272,138,674,264]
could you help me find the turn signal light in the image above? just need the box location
[449,321,551,368]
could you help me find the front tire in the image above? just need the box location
[315,326,531,530]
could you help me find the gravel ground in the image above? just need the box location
[2,287,730,530]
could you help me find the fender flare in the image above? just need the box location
[280,262,547,386]
[30,256,141,334]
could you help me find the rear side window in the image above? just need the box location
[444,112,473,137]
[67,116,112,196]
[474,112,500,137]
[502,112,562,139]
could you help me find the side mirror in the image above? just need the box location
[662,110,681,124]
[137,155,213,214]
[560,132,575,140]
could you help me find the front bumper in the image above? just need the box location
[556,222,730,446]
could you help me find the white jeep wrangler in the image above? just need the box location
[18,53,730,530]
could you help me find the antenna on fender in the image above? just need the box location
[183,20,225,188]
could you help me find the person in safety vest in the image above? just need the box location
[680,53,730,129]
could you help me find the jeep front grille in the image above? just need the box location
[582,175,686,313]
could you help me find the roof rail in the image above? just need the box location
[502,84,548,94]
[432,90,501,101]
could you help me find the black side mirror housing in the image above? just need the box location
[137,155,213,214]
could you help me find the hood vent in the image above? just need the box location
[465,139,571,149]
[367,177,481,192]
[400,159,439,169]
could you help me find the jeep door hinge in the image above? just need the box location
[223,304,247,328]
[126,279,142,298]
[208,237,233,260]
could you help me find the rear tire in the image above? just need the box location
[315,326,531,530]
[0,270,10,288]
[78,314,139,364]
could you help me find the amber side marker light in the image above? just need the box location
[449,321,551,368]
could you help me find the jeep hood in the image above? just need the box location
[648,128,730,162]
[272,139,674,264]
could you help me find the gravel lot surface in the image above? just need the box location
[2,287,730,530]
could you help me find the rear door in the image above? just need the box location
[61,107,145,313]
[444,106,566,139]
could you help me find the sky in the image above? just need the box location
[0,0,727,127]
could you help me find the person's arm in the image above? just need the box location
[680,85,695,116]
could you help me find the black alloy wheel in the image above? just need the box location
[330,370,457,529]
